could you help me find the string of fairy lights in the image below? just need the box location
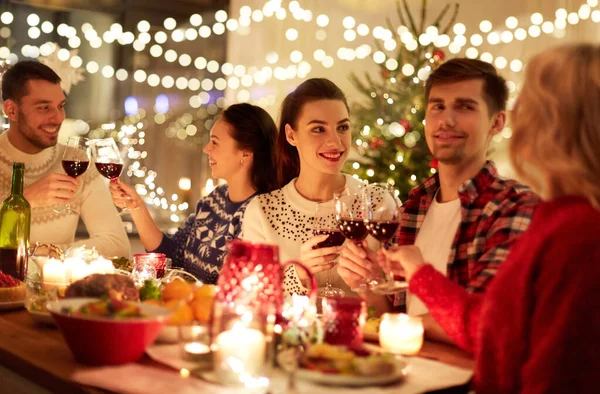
[1,0,599,219]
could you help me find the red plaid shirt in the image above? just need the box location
[393,161,540,307]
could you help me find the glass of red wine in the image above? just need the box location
[90,138,136,217]
[313,202,346,297]
[333,187,373,292]
[54,136,90,214]
[363,182,407,295]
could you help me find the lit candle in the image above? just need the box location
[42,259,67,289]
[63,257,87,282]
[90,257,115,275]
[180,325,211,362]
[379,313,424,355]
[214,321,266,383]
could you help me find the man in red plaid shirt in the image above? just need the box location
[338,58,540,343]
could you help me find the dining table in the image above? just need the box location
[0,308,475,394]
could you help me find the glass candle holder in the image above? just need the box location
[210,302,274,388]
[179,324,211,364]
[133,253,167,278]
[321,296,367,348]
[379,313,424,355]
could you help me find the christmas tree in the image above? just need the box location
[345,0,459,201]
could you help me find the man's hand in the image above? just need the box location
[338,240,379,290]
[23,173,79,208]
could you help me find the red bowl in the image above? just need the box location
[47,298,171,366]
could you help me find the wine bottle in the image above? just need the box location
[0,163,31,280]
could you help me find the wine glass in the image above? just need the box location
[334,187,374,292]
[90,138,136,216]
[313,202,346,297]
[363,182,408,294]
[54,136,90,214]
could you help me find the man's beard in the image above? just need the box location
[16,111,58,150]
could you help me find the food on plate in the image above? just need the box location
[143,279,215,325]
[164,300,194,325]
[300,343,396,376]
[65,274,139,301]
[64,298,145,319]
[190,284,216,323]
[364,316,382,337]
[0,271,26,302]
[139,279,161,301]
[111,257,133,272]
[161,277,193,302]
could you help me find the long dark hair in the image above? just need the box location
[221,103,278,194]
[276,78,349,187]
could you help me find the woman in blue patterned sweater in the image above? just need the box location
[110,104,278,283]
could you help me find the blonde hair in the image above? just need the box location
[510,43,600,207]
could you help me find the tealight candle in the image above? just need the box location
[214,321,266,383]
[90,257,115,275]
[379,313,424,355]
[63,257,87,282]
[42,259,67,289]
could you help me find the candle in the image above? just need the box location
[63,257,87,282]
[214,321,266,383]
[42,259,67,289]
[379,313,424,355]
[90,257,115,275]
[183,342,211,362]
[180,324,211,362]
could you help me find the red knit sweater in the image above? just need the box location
[410,196,600,393]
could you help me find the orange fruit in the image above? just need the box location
[164,300,194,325]
[161,278,193,302]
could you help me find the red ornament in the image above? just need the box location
[381,69,389,78]
[430,157,439,170]
[399,120,412,133]
[433,49,445,62]
[370,138,381,150]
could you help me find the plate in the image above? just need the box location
[278,349,410,387]
[28,309,56,325]
[0,300,24,311]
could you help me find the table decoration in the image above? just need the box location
[379,313,424,355]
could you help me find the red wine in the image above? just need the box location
[95,162,123,179]
[62,160,89,178]
[337,218,369,242]
[366,220,400,242]
[312,229,346,249]
[0,247,19,279]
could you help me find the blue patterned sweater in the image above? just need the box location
[151,184,255,284]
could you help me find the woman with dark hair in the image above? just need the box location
[242,78,369,296]
[110,103,278,283]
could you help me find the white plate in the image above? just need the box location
[156,325,179,343]
[278,349,410,387]
[0,300,24,311]
[27,309,56,325]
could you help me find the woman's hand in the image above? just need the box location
[381,245,426,282]
[337,240,379,290]
[109,179,143,210]
[297,235,344,283]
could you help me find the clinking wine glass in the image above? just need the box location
[54,136,90,215]
[90,138,137,217]
[313,202,346,297]
[363,182,408,294]
[333,187,373,292]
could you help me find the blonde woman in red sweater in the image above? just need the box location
[382,43,600,393]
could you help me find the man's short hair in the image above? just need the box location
[1,60,61,103]
[425,58,509,114]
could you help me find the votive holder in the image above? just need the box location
[321,296,367,348]
[379,313,424,355]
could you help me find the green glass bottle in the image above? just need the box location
[0,163,31,280]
